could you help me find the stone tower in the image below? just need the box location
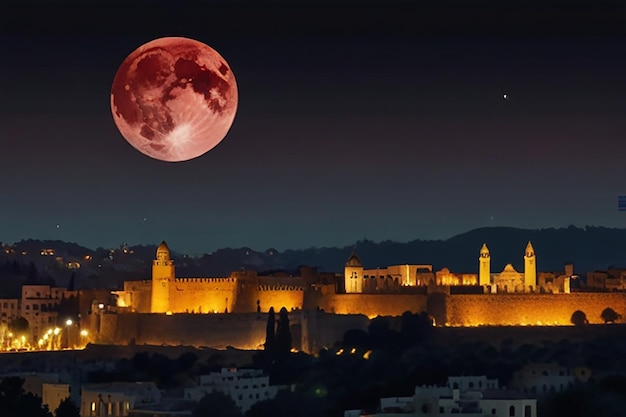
[524,241,536,291]
[151,241,175,313]
[478,243,491,287]
[344,252,364,293]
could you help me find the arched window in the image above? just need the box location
[524,405,532,417]
[509,405,516,416]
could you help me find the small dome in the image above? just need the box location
[345,252,362,267]
[156,241,170,260]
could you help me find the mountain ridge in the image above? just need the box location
[2,226,626,287]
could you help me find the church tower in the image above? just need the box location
[151,241,175,313]
[524,241,536,291]
[344,252,364,293]
[478,243,491,287]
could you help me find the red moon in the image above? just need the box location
[110,37,238,162]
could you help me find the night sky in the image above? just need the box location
[1,1,625,254]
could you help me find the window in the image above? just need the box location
[440,407,444,413]
[2,302,6,308]
[492,409,496,415]
[469,382,474,388]
[509,405,515,416]
[524,405,532,417]
[26,305,30,310]
[33,304,38,311]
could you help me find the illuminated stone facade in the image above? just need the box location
[113,241,625,331]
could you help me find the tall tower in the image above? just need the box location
[344,252,364,293]
[151,241,175,313]
[524,241,536,291]
[478,243,491,287]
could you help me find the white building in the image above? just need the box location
[184,368,282,413]
[344,376,537,417]
[80,382,161,417]
[509,363,591,395]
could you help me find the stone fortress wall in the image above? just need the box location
[445,292,626,326]
[170,277,238,314]
[91,310,370,354]
[100,240,626,353]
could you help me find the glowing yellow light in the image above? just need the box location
[53,328,60,335]
[165,311,173,316]
[80,330,88,337]
[335,348,344,356]
[350,348,356,354]
[363,350,372,360]
[98,303,104,309]
[65,319,73,326]
[7,332,12,338]
[43,334,49,340]
[47,329,53,335]
[290,348,298,353]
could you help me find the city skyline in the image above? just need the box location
[1,1,625,254]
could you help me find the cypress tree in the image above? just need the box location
[275,307,292,361]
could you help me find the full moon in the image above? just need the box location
[110,37,238,162]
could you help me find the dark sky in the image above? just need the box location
[1,0,625,254]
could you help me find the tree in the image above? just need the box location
[0,376,52,417]
[55,397,80,417]
[275,307,292,361]
[265,307,276,356]
[571,310,588,326]
[9,317,29,337]
[601,307,621,324]
[192,391,242,417]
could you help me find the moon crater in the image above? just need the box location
[111,37,238,162]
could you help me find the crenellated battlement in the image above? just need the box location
[258,284,304,291]
[175,277,236,283]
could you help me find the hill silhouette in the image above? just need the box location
[2,226,626,285]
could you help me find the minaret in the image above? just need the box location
[151,241,175,313]
[524,241,536,291]
[478,243,491,287]
[344,252,364,293]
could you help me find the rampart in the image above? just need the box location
[315,293,429,318]
[256,285,304,313]
[170,277,238,313]
[93,311,370,354]
[445,292,626,326]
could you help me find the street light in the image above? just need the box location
[65,319,73,349]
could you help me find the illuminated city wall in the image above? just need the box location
[300,311,370,353]
[317,293,428,318]
[256,287,304,313]
[122,280,152,312]
[94,311,369,353]
[169,278,238,314]
[98,312,267,349]
[446,293,626,326]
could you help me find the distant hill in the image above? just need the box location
[2,226,626,287]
